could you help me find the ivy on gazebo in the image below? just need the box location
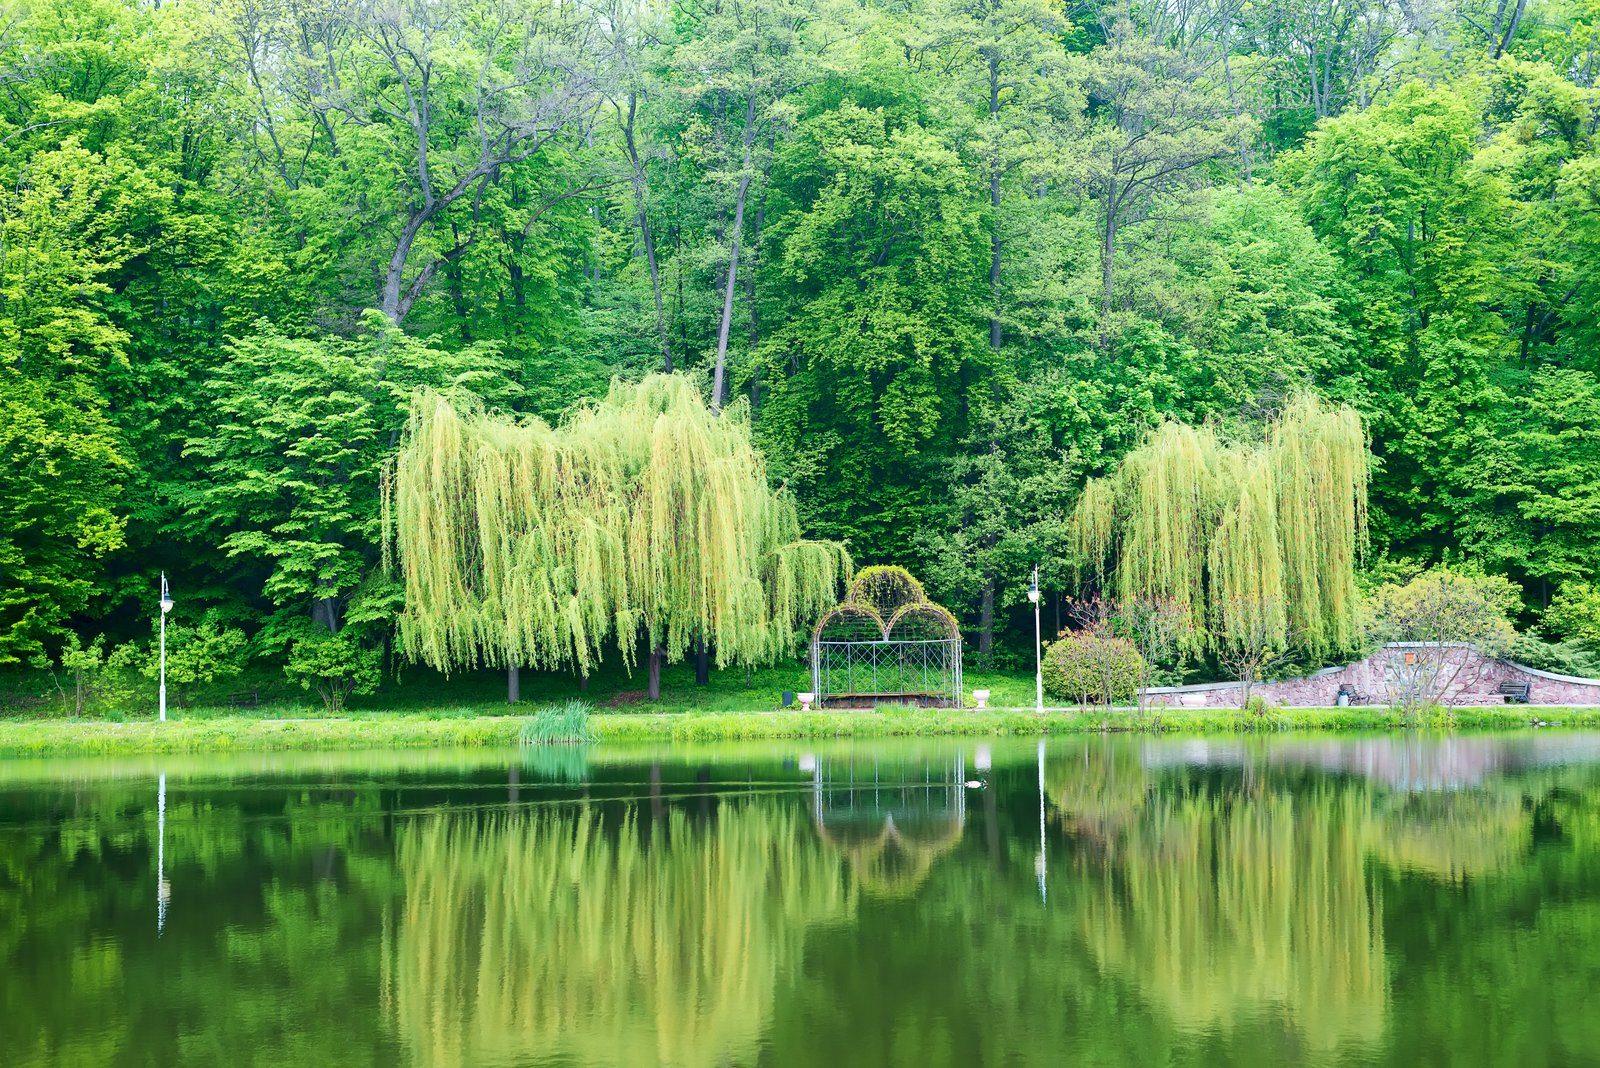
[810,566,963,708]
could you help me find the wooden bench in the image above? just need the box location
[225,689,262,709]
[823,692,945,708]
[1498,681,1532,704]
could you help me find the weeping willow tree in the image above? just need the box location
[1072,394,1367,658]
[385,375,851,697]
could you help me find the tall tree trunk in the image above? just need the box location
[695,638,710,686]
[1222,46,1253,184]
[1305,40,1324,119]
[982,54,1004,674]
[381,208,436,323]
[712,96,760,412]
[745,172,769,415]
[987,49,1003,353]
[312,578,341,634]
[977,577,996,669]
[1100,185,1119,339]
[507,663,520,704]
[1490,0,1512,42]
[623,93,672,372]
[648,646,665,700]
[1492,0,1527,58]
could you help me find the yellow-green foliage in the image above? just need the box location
[1073,394,1367,656]
[386,803,853,1067]
[385,375,852,676]
[812,565,961,642]
[1069,784,1388,1052]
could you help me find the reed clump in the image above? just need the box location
[519,699,596,745]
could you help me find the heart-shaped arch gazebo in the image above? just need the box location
[809,566,963,708]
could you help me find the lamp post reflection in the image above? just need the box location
[157,772,170,934]
[1036,739,1047,903]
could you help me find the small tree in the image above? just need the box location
[1368,567,1518,712]
[33,634,107,717]
[1114,595,1188,716]
[1212,597,1293,711]
[285,630,380,713]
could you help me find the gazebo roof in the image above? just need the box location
[811,565,961,646]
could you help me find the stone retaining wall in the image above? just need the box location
[1147,644,1600,708]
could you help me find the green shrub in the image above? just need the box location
[140,611,248,707]
[1506,632,1600,677]
[1042,629,1144,705]
[30,634,151,717]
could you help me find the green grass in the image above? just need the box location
[1,702,1598,758]
[8,656,1599,756]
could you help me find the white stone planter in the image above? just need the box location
[798,692,815,712]
[972,689,991,710]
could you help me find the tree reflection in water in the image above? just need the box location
[1054,747,1388,1053]
[387,802,852,1068]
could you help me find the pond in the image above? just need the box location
[5,732,1600,1067]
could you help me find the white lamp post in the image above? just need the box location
[1028,566,1043,715]
[158,572,173,723]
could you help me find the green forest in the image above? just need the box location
[3,0,1599,704]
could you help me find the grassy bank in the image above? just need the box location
[1,703,1598,757]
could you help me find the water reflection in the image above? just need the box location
[804,748,970,896]
[5,734,1600,1067]
[389,803,850,1067]
[1054,751,1387,1052]
[156,771,169,934]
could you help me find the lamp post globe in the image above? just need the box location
[158,573,173,723]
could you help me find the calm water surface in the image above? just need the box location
[5,732,1600,1067]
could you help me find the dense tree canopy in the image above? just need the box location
[3,0,1599,694]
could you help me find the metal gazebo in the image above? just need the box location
[809,566,963,708]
